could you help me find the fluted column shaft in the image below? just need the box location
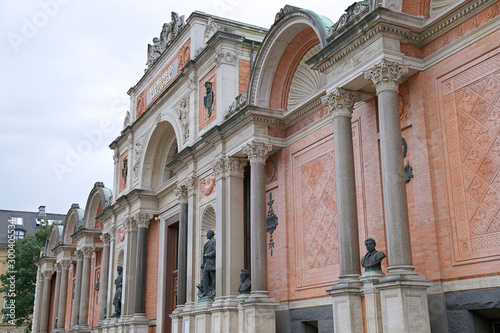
[71,252,83,327]
[134,213,151,315]
[79,247,93,327]
[325,88,362,280]
[51,265,61,331]
[39,270,53,333]
[56,261,70,331]
[123,216,138,316]
[243,142,272,293]
[365,60,414,274]
[98,235,111,321]
[175,186,188,306]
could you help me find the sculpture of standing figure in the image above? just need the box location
[197,229,216,299]
[112,266,123,317]
[361,238,386,273]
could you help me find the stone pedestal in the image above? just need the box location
[327,282,363,333]
[210,296,238,333]
[128,315,149,333]
[377,274,432,333]
[359,271,385,333]
[239,293,278,333]
[170,306,183,333]
[237,294,250,333]
[194,300,213,333]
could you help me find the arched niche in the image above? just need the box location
[61,204,84,245]
[44,224,60,257]
[83,182,112,229]
[248,7,331,109]
[141,121,180,190]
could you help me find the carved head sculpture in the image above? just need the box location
[240,269,249,282]
[206,229,215,239]
[365,238,376,252]
[117,265,123,274]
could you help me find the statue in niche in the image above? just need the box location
[121,158,128,185]
[111,266,123,317]
[361,238,386,273]
[238,269,251,294]
[197,229,216,299]
[203,81,214,118]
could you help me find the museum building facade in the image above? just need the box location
[33,0,500,332]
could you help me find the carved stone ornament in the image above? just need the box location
[42,270,53,280]
[113,149,120,164]
[323,88,361,118]
[215,50,237,66]
[328,2,370,38]
[135,212,151,229]
[124,215,137,233]
[242,142,273,165]
[76,250,83,260]
[101,233,111,245]
[55,263,62,273]
[176,96,190,143]
[204,18,220,46]
[200,173,216,198]
[147,12,186,69]
[186,176,197,197]
[133,135,146,181]
[174,185,188,204]
[82,247,94,258]
[225,93,247,119]
[213,158,226,180]
[123,111,130,130]
[274,5,300,24]
[60,260,71,270]
[364,60,409,93]
[213,157,247,180]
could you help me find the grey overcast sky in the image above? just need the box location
[0,0,351,214]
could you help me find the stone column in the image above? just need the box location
[51,264,62,331]
[32,267,43,333]
[78,247,93,330]
[106,227,116,320]
[323,88,363,333]
[241,142,278,333]
[130,213,151,333]
[364,60,413,274]
[56,260,70,332]
[39,270,53,333]
[98,234,111,323]
[71,251,83,328]
[211,157,247,332]
[123,215,138,317]
[242,141,272,294]
[174,185,188,307]
[364,60,431,333]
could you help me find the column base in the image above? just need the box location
[193,301,212,333]
[327,280,363,333]
[128,314,149,333]
[360,271,385,333]
[377,274,432,333]
[239,291,278,333]
[210,296,239,333]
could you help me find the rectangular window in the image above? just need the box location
[10,217,23,225]
[14,229,25,240]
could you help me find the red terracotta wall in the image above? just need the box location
[239,59,251,95]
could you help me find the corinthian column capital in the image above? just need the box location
[135,212,151,229]
[323,88,361,118]
[364,60,408,93]
[174,184,188,204]
[242,141,272,165]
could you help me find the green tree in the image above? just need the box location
[1,224,50,332]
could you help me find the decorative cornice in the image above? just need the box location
[364,60,409,93]
[274,5,300,24]
[242,141,273,165]
[135,212,151,229]
[322,88,361,118]
[328,2,370,40]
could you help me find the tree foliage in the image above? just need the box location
[1,224,50,332]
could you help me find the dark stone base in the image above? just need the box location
[429,288,500,333]
[276,305,333,333]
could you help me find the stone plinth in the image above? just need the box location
[377,274,432,333]
[210,296,238,333]
[359,271,385,333]
[128,314,149,333]
[194,299,213,333]
[237,294,250,333]
[327,281,363,333]
[240,292,278,333]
